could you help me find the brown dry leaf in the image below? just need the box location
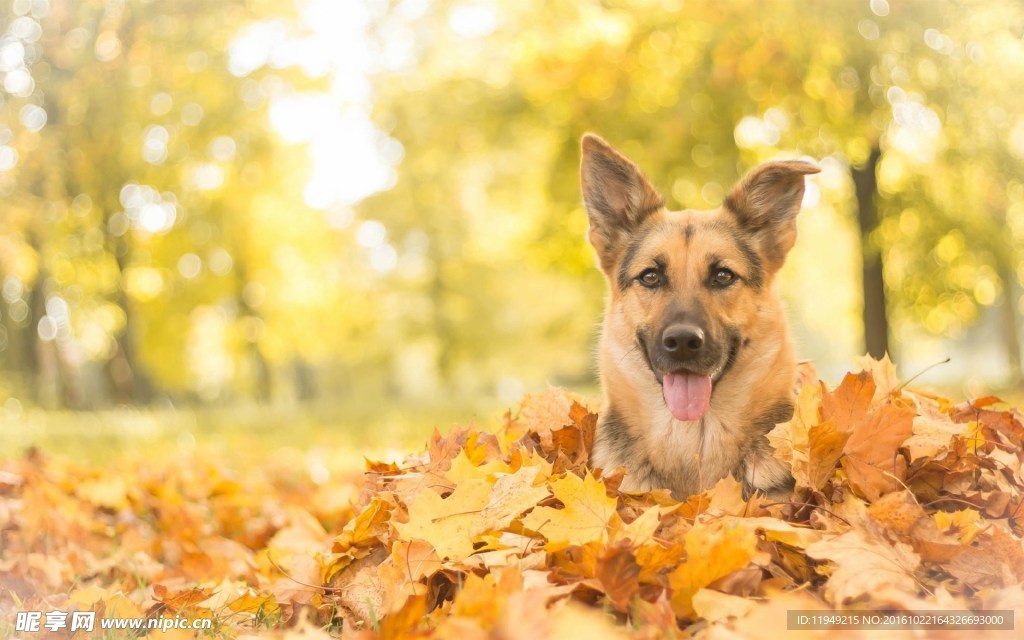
[822,371,875,430]
[904,414,970,462]
[520,471,617,550]
[596,542,640,612]
[6,355,1024,639]
[868,491,964,562]
[805,419,850,490]
[327,547,388,627]
[867,491,927,537]
[518,385,578,451]
[806,528,921,604]
[842,401,915,500]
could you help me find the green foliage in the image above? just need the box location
[0,0,1022,410]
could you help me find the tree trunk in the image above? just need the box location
[998,260,1022,384]
[851,145,890,359]
[105,241,153,404]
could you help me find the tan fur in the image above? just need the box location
[581,133,819,500]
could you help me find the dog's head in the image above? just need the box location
[580,133,818,421]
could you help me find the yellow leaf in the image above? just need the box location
[707,475,747,515]
[608,506,663,546]
[479,465,550,530]
[934,509,984,544]
[550,601,631,639]
[768,383,822,485]
[447,448,511,484]
[68,586,108,607]
[77,476,130,510]
[227,591,278,615]
[332,497,392,553]
[393,479,492,561]
[390,539,442,582]
[104,593,145,619]
[521,472,617,550]
[738,517,824,549]
[668,521,758,617]
[852,353,900,402]
[692,588,756,622]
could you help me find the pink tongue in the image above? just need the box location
[662,372,712,421]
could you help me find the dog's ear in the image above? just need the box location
[580,133,664,271]
[724,160,820,271]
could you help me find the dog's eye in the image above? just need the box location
[711,268,736,287]
[638,269,662,288]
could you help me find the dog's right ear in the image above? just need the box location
[580,134,664,271]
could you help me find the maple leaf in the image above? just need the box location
[852,352,901,401]
[518,385,579,451]
[479,465,550,530]
[608,505,663,546]
[806,528,921,604]
[521,471,617,550]
[933,508,984,544]
[842,400,915,500]
[738,517,824,549]
[692,588,756,623]
[904,414,969,462]
[596,542,641,611]
[769,384,847,490]
[393,479,493,561]
[822,371,875,430]
[805,420,849,490]
[7,356,1024,639]
[446,448,512,484]
[668,520,758,618]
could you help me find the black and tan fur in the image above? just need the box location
[581,133,819,500]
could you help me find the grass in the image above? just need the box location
[0,394,514,471]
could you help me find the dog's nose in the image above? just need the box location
[662,324,705,355]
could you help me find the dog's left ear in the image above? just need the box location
[724,160,820,271]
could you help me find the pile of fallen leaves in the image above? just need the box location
[2,357,1023,638]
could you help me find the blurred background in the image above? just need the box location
[1,0,1023,457]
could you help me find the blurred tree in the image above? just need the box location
[2,0,1022,410]
[0,0,330,405]
[362,0,1024,385]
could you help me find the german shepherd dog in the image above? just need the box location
[581,134,819,500]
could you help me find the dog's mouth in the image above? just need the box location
[639,331,741,422]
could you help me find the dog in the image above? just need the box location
[580,133,819,500]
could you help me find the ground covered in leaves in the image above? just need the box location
[2,357,1024,638]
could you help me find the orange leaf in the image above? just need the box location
[821,372,875,433]
[842,401,914,501]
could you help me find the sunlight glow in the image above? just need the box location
[230,0,406,210]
